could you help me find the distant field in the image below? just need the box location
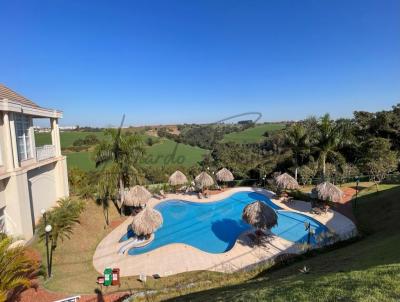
[66,151,95,171]
[35,131,105,148]
[222,123,286,144]
[65,138,208,171]
[144,138,208,167]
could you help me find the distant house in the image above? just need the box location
[0,84,69,240]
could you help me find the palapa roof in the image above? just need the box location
[275,173,299,190]
[311,182,344,203]
[215,168,234,182]
[131,207,163,236]
[122,185,151,207]
[195,172,214,188]
[242,201,278,230]
[168,170,188,186]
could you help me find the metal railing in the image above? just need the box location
[36,144,56,161]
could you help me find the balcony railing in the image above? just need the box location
[36,145,56,162]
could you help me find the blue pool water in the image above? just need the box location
[123,191,328,255]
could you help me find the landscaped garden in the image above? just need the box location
[3,105,400,302]
[22,182,400,301]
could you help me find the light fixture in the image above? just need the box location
[45,225,52,233]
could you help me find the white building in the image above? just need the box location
[0,84,69,240]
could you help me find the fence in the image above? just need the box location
[36,144,56,161]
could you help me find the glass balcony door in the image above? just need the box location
[15,114,33,161]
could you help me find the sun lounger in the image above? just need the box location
[310,207,323,215]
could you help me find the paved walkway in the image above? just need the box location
[93,187,357,277]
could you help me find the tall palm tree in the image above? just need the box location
[314,114,350,178]
[94,124,145,219]
[284,123,312,179]
[0,235,37,302]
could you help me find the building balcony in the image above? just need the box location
[36,145,56,162]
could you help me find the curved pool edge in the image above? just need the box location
[93,187,357,277]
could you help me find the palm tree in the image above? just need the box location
[94,127,145,220]
[0,235,38,302]
[37,198,85,277]
[313,114,350,179]
[284,123,312,179]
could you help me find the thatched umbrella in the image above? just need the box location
[242,201,278,230]
[131,207,163,238]
[275,173,299,190]
[122,185,151,207]
[195,172,214,190]
[168,170,188,186]
[311,182,344,203]
[215,168,234,183]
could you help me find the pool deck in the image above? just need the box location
[93,187,357,277]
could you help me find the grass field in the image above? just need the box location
[222,123,285,144]
[144,138,208,167]
[35,131,205,170]
[65,138,208,171]
[35,131,105,148]
[31,183,400,301]
[66,151,95,171]
[163,184,400,302]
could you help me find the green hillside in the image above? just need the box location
[223,123,285,144]
[165,185,400,302]
[66,151,95,171]
[65,138,208,171]
[35,131,105,148]
[144,138,208,167]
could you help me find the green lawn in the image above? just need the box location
[66,138,208,171]
[222,123,285,144]
[144,138,208,167]
[31,184,400,300]
[162,184,400,302]
[66,151,95,171]
[35,131,105,148]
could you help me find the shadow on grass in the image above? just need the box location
[163,186,400,302]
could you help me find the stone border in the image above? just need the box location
[93,187,357,277]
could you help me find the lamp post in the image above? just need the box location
[40,209,51,279]
[45,224,52,278]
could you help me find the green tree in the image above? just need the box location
[298,160,318,185]
[83,134,100,145]
[313,114,351,178]
[362,138,398,190]
[0,235,38,302]
[93,129,145,221]
[284,123,312,179]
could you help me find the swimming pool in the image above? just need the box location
[122,191,328,255]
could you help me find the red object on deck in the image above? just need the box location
[112,268,120,286]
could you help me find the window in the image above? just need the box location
[0,207,5,233]
[15,114,32,161]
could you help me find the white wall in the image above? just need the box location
[28,163,58,225]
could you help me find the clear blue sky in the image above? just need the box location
[1,0,399,126]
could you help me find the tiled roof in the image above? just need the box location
[0,84,40,108]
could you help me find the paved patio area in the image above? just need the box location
[93,187,357,277]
